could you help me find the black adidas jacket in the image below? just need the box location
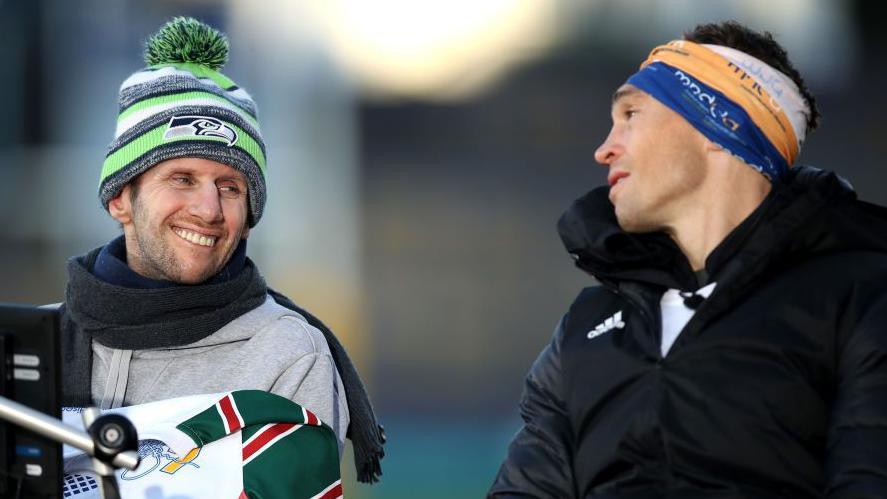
[489,167,887,498]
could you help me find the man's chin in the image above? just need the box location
[168,263,223,285]
[615,210,659,234]
[167,244,228,284]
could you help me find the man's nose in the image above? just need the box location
[594,129,623,167]
[189,183,223,223]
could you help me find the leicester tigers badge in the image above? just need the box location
[163,115,238,147]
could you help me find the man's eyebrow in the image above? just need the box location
[217,175,247,184]
[612,87,639,104]
[161,166,196,175]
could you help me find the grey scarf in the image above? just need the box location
[62,246,384,483]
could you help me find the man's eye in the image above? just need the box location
[219,185,242,196]
[172,176,192,185]
[625,109,638,119]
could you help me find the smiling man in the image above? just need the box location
[59,17,384,484]
[109,158,252,285]
[490,21,887,498]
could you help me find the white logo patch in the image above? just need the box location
[163,115,238,147]
[587,310,625,339]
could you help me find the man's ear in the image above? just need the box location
[241,224,250,240]
[108,185,134,225]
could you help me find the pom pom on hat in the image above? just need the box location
[145,17,229,71]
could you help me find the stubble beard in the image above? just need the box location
[128,198,226,285]
[614,191,665,234]
[617,155,707,234]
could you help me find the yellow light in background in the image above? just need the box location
[312,0,561,100]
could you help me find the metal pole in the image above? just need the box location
[0,396,138,470]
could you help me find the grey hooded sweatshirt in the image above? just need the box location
[90,296,349,454]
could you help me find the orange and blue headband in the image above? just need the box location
[626,41,810,181]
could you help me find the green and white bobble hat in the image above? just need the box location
[99,17,267,227]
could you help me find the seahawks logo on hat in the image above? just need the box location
[163,115,238,147]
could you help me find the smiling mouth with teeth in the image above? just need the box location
[173,227,217,247]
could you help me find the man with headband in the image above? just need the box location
[490,21,887,497]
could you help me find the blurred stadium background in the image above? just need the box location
[1,0,885,497]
